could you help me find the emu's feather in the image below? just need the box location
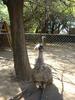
[32,43,53,88]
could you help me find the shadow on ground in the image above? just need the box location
[18,82,63,100]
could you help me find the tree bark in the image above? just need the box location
[4,0,31,80]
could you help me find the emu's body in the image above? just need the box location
[32,44,53,88]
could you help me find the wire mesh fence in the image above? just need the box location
[25,34,75,43]
[0,33,75,48]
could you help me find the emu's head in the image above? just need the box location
[42,36,46,45]
[34,36,46,51]
[34,44,43,51]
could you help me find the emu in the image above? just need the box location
[32,36,53,89]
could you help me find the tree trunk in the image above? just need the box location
[4,0,31,80]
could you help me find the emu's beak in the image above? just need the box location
[34,44,40,50]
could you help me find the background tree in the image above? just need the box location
[2,0,31,80]
[23,0,75,34]
[1,0,75,34]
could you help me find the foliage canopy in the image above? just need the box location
[0,1,9,23]
[0,0,75,33]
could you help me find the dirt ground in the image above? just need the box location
[0,43,75,100]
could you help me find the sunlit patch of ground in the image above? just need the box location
[0,43,75,100]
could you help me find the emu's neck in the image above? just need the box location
[38,50,44,64]
[38,50,43,59]
[35,49,44,69]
